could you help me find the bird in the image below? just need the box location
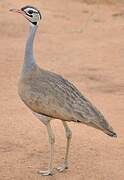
[10,5,117,176]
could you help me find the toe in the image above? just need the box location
[38,170,53,176]
[57,164,68,172]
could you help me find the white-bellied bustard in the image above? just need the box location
[10,5,117,176]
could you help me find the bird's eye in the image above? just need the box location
[28,10,33,14]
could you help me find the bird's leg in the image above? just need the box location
[57,121,72,172]
[38,122,55,176]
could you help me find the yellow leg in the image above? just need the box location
[57,121,72,172]
[38,122,55,176]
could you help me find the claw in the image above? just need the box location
[38,169,53,176]
[56,163,68,172]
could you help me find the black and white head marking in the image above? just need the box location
[21,5,42,25]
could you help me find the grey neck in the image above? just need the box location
[23,24,38,69]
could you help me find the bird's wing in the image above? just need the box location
[28,67,105,125]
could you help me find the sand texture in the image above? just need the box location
[0,0,124,179]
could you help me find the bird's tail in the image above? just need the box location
[102,125,117,137]
[81,116,117,138]
[90,118,117,138]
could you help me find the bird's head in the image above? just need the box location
[10,5,42,26]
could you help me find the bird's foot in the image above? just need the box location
[56,162,68,172]
[38,169,53,176]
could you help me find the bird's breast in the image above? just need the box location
[18,77,75,121]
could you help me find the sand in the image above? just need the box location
[0,0,124,179]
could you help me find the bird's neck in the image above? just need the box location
[23,24,38,69]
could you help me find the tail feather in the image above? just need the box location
[103,126,117,137]
[99,117,117,138]
[91,112,117,138]
[81,117,117,138]
[74,103,117,137]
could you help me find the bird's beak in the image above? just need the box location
[9,8,31,23]
[9,8,23,14]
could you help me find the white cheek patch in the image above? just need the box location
[24,8,40,23]
[27,13,40,23]
[32,14,40,22]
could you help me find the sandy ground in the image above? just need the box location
[0,0,124,179]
